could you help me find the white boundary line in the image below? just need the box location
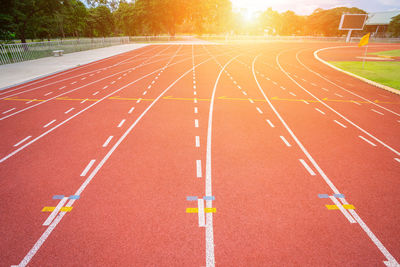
[269,52,399,266]
[13,47,235,267]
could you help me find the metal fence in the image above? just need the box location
[0,37,129,65]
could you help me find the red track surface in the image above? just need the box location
[0,43,399,266]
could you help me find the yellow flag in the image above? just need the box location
[359,33,370,47]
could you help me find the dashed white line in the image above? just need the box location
[117,77,122,80]
[248,98,254,104]
[196,160,202,178]
[280,86,286,90]
[92,91,99,96]
[71,81,77,84]
[81,77,86,80]
[335,93,343,98]
[65,108,74,114]
[242,91,247,96]
[289,92,296,97]
[136,98,142,103]
[303,100,309,104]
[44,92,53,96]
[43,119,56,128]
[280,136,291,147]
[359,135,377,147]
[25,100,34,104]
[195,136,200,147]
[80,99,88,104]
[194,98,198,103]
[311,82,317,86]
[272,81,278,85]
[117,119,126,128]
[371,109,384,115]
[198,199,206,227]
[194,91,197,95]
[194,107,198,114]
[395,158,400,163]
[14,136,32,147]
[111,81,116,84]
[194,85,197,89]
[352,100,361,106]
[128,107,135,114]
[143,91,147,95]
[59,86,66,90]
[195,119,199,128]
[80,159,96,177]
[151,80,155,84]
[238,85,242,89]
[315,108,325,115]
[266,119,275,128]
[102,136,113,147]
[103,86,108,89]
[2,108,16,114]
[233,80,237,84]
[321,87,329,91]
[148,85,152,89]
[299,159,316,176]
[333,120,347,128]
[256,107,263,114]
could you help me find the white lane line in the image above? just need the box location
[303,100,309,104]
[311,82,317,86]
[81,77,86,80]
[42,197,68,226]
[117,77,122,80]
[117,119,126,128]
[321,87,329,91]
[299,159,316,176]
[195,119,199,128]
[335,93,343,98]
[123,73,127,76]
[128,107,135,114]
[194,85,197,89]
[148,85,152,89]
[196,160,202,178]
[395,158,400,163]
[198,199,206,227]
[242,91,247,96]
[80,99,88,104]
[193,80,197,84]
[71,81,77,84]
[238,85,242,89]
[80,159,96,177]
[155,76,158,80]
[14,136,32,147]
[103,85,108,89]
[233,80,237,84]
[65,108,74,114]
[25,100,34,104]
[194,98,198,103]
[256,107,263,114]
[2,108,16,114]
[102,136,113,148]
[44,92,53,96]
[92,91,99,96]
[371,109,384,115]
[143,91,147,95]
[136,98,142,103]
[111,81,116,84]
[280,86,286,90]
[315,108,325,115]
[266,119,275,128]
[333,120,347,128]
[151,80,155,84]
[194,107,198,114]
[90,74,94,77]
[352,100,361,106]
[272,81,278,85]
[194,91,197,95]
[329,196,356,224]
[248,98,254,104]
[43,119,56,128]
[289,92,296,97]
[195,136,200,147]
[359,136,377,147]
[280,136,291,147]
[59,86,66,90]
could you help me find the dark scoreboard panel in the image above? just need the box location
[339,14,367,30]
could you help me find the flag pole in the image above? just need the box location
[362,43,368,69]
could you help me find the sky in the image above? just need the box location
[231,0,400,17]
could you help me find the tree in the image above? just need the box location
[388,14,400,37]
[87,5,114,37]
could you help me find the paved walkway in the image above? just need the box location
[0,43,148,90]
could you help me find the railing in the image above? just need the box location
[0,37,129,65]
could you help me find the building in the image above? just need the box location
[365,10,400,37]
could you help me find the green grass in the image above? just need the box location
[370,49,400,57]
[329,61,400,90]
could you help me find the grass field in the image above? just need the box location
[329,61,400,90]
[370,49,400,57]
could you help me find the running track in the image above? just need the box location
[0,43,399,266]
